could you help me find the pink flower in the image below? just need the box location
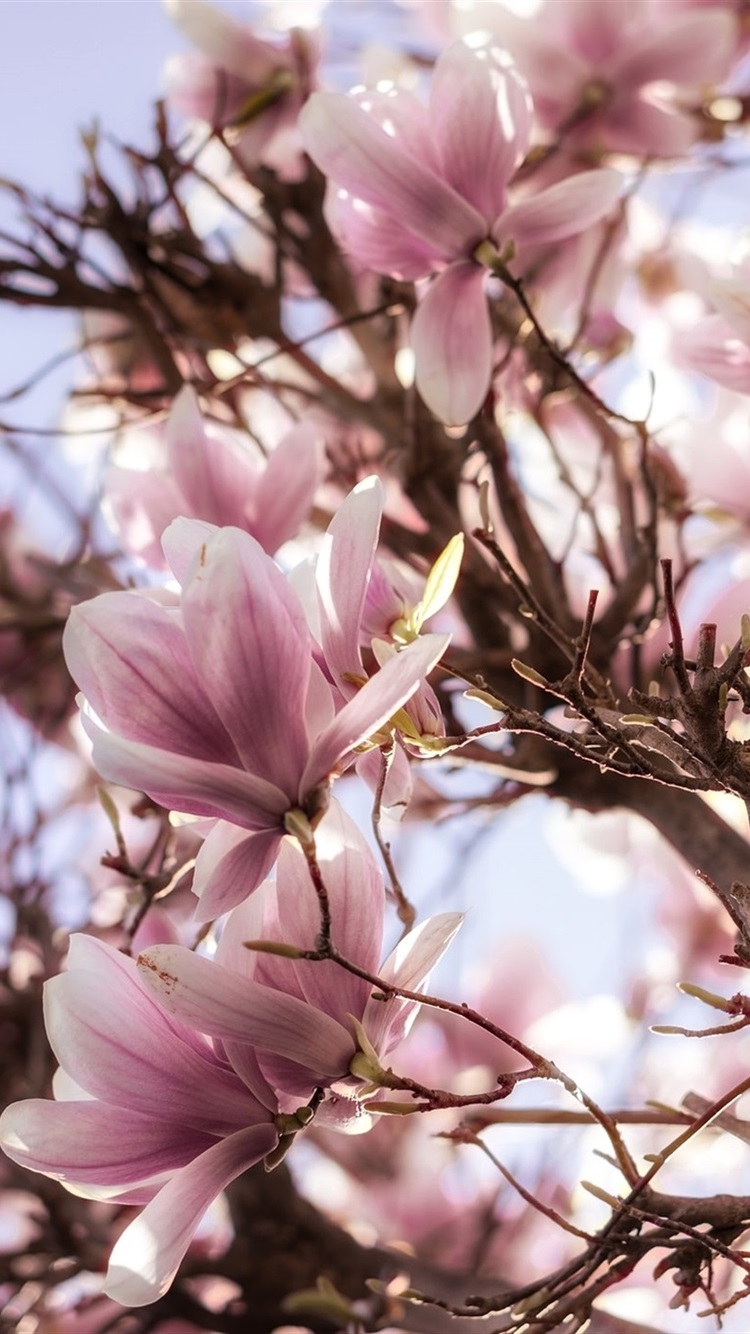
[106,386,324,565]
[138,804,462,1127]
[63,518,450,918]
[300,38,621,424]
[0,934,279,1306]
[483,0,736,156]
[677,265,750,395]
[163,0,316,178]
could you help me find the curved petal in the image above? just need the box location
[103,1124,278,1306]
[274,804,383,1018]
[599,95,696,158]
[192,824,282,920]
[411,263,492,426]
[430,40,532,222]
[326,190,442,280]
[80,711,288,827]
[63,594,238,765]
[364,911,463,1054]
[138,946,355,1079]
[710,278,750,346]
[162,514,219,585]
[104,465,182,568]
[254,420,324,552]
[316,476,385,690]
[45,937,260,1135]
[167,386,263,531]
[677,316,750,396]
[164,0,280,83]
[495,169,621,254]
[613,10,735,89]
[302,632,451,793]
[300,93,484,261]
[0,1099,214,1188]
[180,526,312,795]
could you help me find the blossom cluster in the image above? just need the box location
[1,443,463,1301]
[5,0,750,1326]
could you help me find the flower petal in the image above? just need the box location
[613,10,735,89]
[300,93,484,261]
[411,262,492,426]
[326,190,443,280]
[302,632,451,792]
[677,316,750,396]
[80,711,288,827]
[164,0,279,83]
[180,526,313,796]
[430,40,532,222]
[45,936,261,1134]
[138,946,355,1079]
[254,420,323,551]
[0,1099,213,1188]
[495,170,621,254]
[317,475,385,689]
[364,911,463,1054]
[192,824,283,919]
[273,804,383,1018]
[167,386,263,532]
[63,594,237,765]
[162,514,219,585]
[103,1124,278,1306]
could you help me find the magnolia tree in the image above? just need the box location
[6,0,750,1330]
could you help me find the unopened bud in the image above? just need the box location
[243,938,308,959]
[678,981,733,1011]
[511,658,548,688]
[464,687,507,712]
[363,1099,417,1115]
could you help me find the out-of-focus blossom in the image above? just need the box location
[138,803,462,1127]
[106,386,324,565]
[468,0,737,157]
[63,517,450,918]
[0,933,279,1306]
[163,0,317,179]
[300,38,621,424]
[677,261,750,395]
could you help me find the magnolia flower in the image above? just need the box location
[163,0,316,178]
[317,476,462,740]
[0,934,280,1306]
[63,518,450,918]
[300,38,621,424]
[106,386,324,565]
[677,264,750,396]
[138,804,463,1126]
[472,0,736,156]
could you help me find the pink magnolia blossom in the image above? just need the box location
[315,475,464,811]
[299,38,621,424]
[138,804,462,1127]
[677,265,750,395]
[0,933,279,1306]
[106,386,324,565]
[480,0,736,157]
[316,476,459,741]
[62,518,450,918]
[163,0,316,179]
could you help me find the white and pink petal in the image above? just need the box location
[103,1124,278,1306]
[411,262,493,426]
[430,40,532,223]
[180,527,313,796]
